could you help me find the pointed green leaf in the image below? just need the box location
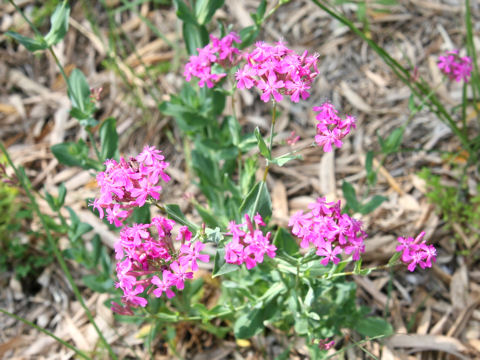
[239,181,272,220]
[195,0,225,25]
[165,204,198,232]
[342,181,360,212]
[212,248,238,277]
[6,31,47,52]
[254,127,270,159]
[359,195,388,214]
[99,117,119,161]
[270,153,302,167]
[44,2,70,46]
[273,227,299,256]
[67,69,94,117]
[355,316,393,338]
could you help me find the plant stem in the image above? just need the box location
[324,261,402,279]
[0,308,90,360]
[0,143,117,360]
[263,101,277,182]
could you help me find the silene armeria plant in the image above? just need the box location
[87,28,437,355]
[4,0,453,357]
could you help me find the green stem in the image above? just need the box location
[0,143,117,360]
[0,308,90,360]
[263,101,277,182]
[465,0,480,96]
[323,261,402,279]
[310,0,472,154]
[8,0,44,38]
[87,128,102,161]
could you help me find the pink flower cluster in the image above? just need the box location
[183,32,241,88]
[236,41,319,103]
[224,213,277,269]
[396,231,436,272]
[438,50,473,82]
[111,217,210,315]
[89,146,170,227]
[289,197,366,265]
[317,338,335,350]
[313,102,356,152]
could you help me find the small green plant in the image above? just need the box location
[0,163,53,281]
[419,167,480,250]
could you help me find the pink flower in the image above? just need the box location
[123,285,147,307]
[183,32,241,88]
[151,273,175,298]
[236,40,319,103]
[438,50,472,82]
[88,198,105,219]
[395,232,436,272]
[313,103,356,152]
[169,261,194,290]
[286,131,300,145]
[106,204,130,227]
[176,226,192,242]
[225,240,244,265]
[179,241,210,271]
[111,215,208,313]
[136,145,165,166]
[92,146,170,227]
[285,78,311,103]
[316,241,343,266]
[288,198,366,265]
[257,72,285,102]
[235,65,255,89]
[223,214,276,270]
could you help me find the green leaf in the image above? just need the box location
[183,22,209,55]
[353,258,362,275]
[57,183,67,208]
[173,0,198,24]
[304,287,315,307]
[194,203,220,227]
[212,248,238,277]
[255,0,267,23]
[388,251,401,266]
[130,204,151,224]
[205,227,224,245]
[234,288,281,339]
[51,141,102,170]
[82,274,114,293]
[365,150,377,186]
[359,195,388,214]
[6,31,47,52]
[294,314,309,335]
[165,204,198,232]
[234,308,264,339]
[195,0,225,25]
[270,153,302,167]
[273,227,299,256]
[51,141,86,168]
[378,127,404,155]
[239,181,272,220]
[99,117,119,161]
[342,181,360,212]
[238,25,260,49]
[225,116,240,146]
[67,69,94,117]
[254,127,270,159]
[44,190,56,211]
[44,2,70,47]
[355,316,393,338]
